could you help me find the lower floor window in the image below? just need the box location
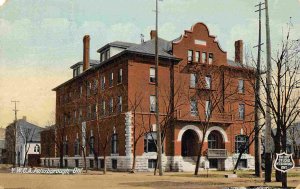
[90,159,94,169]
[75,159,79,167]
[64,159,68,168]
[209,159,218,169]
[112,159,117,169]
[237,159,247,168]
[148,159,157,169]
[235,135,249,153]
[144,132,157,153]
[99,159,104,169]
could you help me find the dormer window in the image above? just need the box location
[100,49,110,62]
[73,66,83,78]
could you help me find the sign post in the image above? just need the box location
[274,152,295,188]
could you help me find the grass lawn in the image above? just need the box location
[0,166,299,189]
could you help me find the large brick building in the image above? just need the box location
[41,22,255,171]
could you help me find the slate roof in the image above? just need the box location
[227,59,255,70]
[126,38,175,59]
[97,41,137,53]
[70,59,100,69]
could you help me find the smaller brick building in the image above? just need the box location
[41,22,255,171]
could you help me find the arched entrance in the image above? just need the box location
[181,129,199,156]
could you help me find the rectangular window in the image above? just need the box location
[150,95,156,113]
[188,50,193,63]
[195,51,200,62]
[79,86,83,98]
[89,136,95,154]
[190,99,198,116]
[91,104,96,119]
[238,79,244,93]
[239,104,245,120]
[100,52,105,62]
[74,139,80,156]
[202,52,207,63]
[93,79,98,94]
[75,159,79,167]
[89,159,94,169]
[148,159,157,169]
[109,98,114,113]
[111,134,118,154]
[205,76,212,89]
[190,74,197,88]
[87,82,91,96]
[205,100,212,118]
[150,68,156,83]
[208,53,213,64]
[109,72,113,87]
[87,105,91,120]
[101,76,105,90]
[102,100,106,116]
[74,111,77,123]
[112,159,117,169]
[144,132,157,153]
[118,68,122,83]
[118,96,122,113]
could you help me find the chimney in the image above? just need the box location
[83,35,90,71]
[22,116,26,121]
[234,40,243,64]
[150,30,157,40]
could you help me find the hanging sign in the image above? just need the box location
[274,152,295,173]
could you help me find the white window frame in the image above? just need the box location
[190,99,198,116]
[118,68,122,83]
[205,76,212,89]
[150,68,156,83]
[202,52,207,63]
[118,96,122,113]
[188,50,193,63]
[205,100,212,118]
[190,73,197,88]
[238,79,245,93]
[150,95,156,113]
[195,51,200,62]
[239,104,245,120]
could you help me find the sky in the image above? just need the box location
[0,0,300,128]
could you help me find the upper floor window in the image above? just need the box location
[205,100,212,118]
[34,144,40,153]
[208,53,213,64]
[190,74,197,88]
[101,76,105,90]
[238,104,245,120]
[150,68,156,83]
[87,82,92,96]
[91,104,97,119]
[118,96,122,113]
[102,100,106,116]
[238,79,244,93]
[118,68,122,83]
[100,49,110,62]
[109,98,114,113]
[205,76,212,89]
[74,138,80,156]
[111,133,118,154]
[202,52,207,63]
[150,95,156,113]
[195,51,200,62]
[79,86,83,98]
[109,72,114,87]
[87,105,92,120]
[89,136,95,154]
[93,79,98,94]
[188,50,193,63]
[144,132,157,153]
[190,99,198,116]
[235,135,249,153]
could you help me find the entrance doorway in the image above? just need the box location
[181,129,199,156]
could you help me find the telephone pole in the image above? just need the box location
[254,2,265,178]
[155,0,163,176]
[264,0,272,182]
[11,100,19,167]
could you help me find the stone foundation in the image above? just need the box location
[41,154,254,172]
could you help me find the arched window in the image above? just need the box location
[208,131,223,149]
[111,134,118,154]
[235,135,249,153]
[34,144,40,153]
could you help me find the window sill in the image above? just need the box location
[149,82,156,85]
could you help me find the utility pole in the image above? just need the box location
[264,0,272,183]
[11,100,19,167]
[155,0,163,176]
[254,2,265,178]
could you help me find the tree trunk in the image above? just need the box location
[281,125,287,188]
[194,140,204,175]
[131,145,136,173]
[103,155,107,174]
[83,148,87,173]
[274,133,282,182]
[59,143,63,168]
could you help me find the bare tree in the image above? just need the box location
[19,127,36,167]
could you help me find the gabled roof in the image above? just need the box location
[16,119,44,142]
